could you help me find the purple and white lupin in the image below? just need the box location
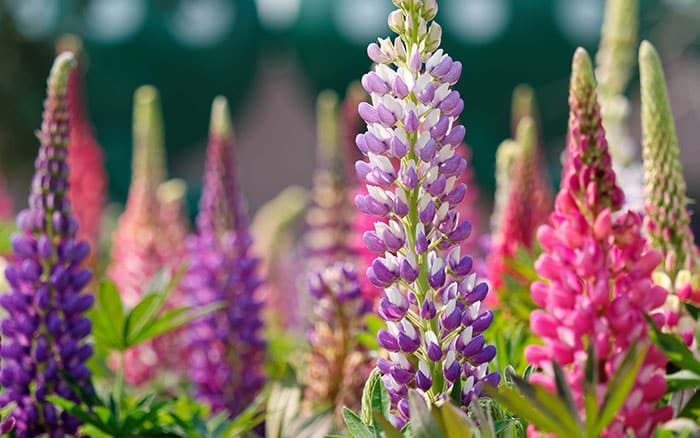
[355,0,499,427]
[184,97,265,417]
[0,53,94,437]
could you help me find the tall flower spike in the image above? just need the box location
[487,117,550,292]
[58,35,107,274]
[304,91,353,267]
[108,86,188,385]
[640,41,700,309]
[357,0,498,427]
[184,96,265,417]
[303,263,372,417]
[595,0,644,211]
[109,86,167,307]
[526,48,672,437]
[0,53,95,436]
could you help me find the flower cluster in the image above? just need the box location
[639,41,700,312]
[304,91,354,268]
[355,0,498,427]
[0,53,95,437]
[107,86,189,385]
[525,48,672,437]
[60,35,107,273]
[184,97,265,417]
[487,116,551,293]
[303,263,372,416]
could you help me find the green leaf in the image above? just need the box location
[360,368,383,426]
[440,403,473,438]
[582,342,599,433]
[129,302,224,346]
[371,413,403,438]
[266,383,301,438]
[46,396,104,431]
[667,370,700,392]
[594,342,648,436]
[356,332,379,350]
[343,408,375,438]
[485,384,576,437]
[124,293,168,345]
[89,280,127,350]
[551,360,582,428]
[365,314,386,334]
[646,315,700,375]
[679,391,700,420]
[510,373,582,436]
[408,390,443,438]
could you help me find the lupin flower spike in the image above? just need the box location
[0,53,95,436]
[526,48,672,437]
[303,263,372,416]
[487,117,550,292]
[492,85,552,237]
[109,86,168,307]
[356,0,498,427]
[58,35,107,273]
[304,91,354,267]
[184,96,265,417]
[108,86,188,385]
[595,0,644,211]
[640,41,700,308]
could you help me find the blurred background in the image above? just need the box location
[1,0,699,227]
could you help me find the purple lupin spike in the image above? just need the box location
[183,97,265,416]
[357,0,498,428]
[0,53,94,437]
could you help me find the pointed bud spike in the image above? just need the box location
[511,84,538,136]
[571,47,596,99]
[563,48,622,212]
[596,0,638,96]
[132,85,166,193]
[639,41,698,277]
[210,95,232,139]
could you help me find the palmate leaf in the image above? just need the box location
[123,265,186,345]
[129,302,224,346]
[88,280,127,350]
